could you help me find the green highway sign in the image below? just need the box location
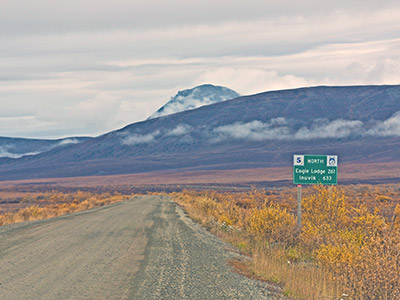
[293,154,338,185]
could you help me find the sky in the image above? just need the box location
[1,0,400,139]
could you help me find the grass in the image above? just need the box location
[250,247,340,299]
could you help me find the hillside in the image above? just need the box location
[0,85,399,181]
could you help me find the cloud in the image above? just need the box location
[2,0,398,36]
[116,112,400,147]
[0,146,39,158]
[167,124,193,136]
[212,119,291,142]
[151,96,215,118]
[366,112,400,137]
[57,138,81,146]
[120,124,194,146]
[197,68,310,95]
[0,115,56,138]
[212,118,366,142]
[294,119,364,140]
[121,130,161,145]
[33,92,141,138]
[210,112,400,143]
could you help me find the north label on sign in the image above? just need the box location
[293,154,338,185]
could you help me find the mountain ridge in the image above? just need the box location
[0,84,399,181]
[0,136,92,159]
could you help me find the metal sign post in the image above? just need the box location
[297,184,302,229]
[293,154,338,230]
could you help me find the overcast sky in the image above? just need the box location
[1,0,400,138]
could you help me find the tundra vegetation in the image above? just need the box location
[0,190,131,225]
[172,185,400,300]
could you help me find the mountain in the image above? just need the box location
[0,136,92,159]
[149,84,240,119]
[0,85,399,181]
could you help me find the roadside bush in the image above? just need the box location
[303,186,400,299]
[245,202,296,245]
[301,185,351,251]
[173,186,400,299]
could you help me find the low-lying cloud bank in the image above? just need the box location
[150,96,216,119]
[0,146,40,159]
[166,124,193,137]
[212,118,291,142]
[366,112,400,137]
[120,111,400,146]
[213,114,400,142]
[294,119,364,140]
[57,138,81,146]
[122,130,161,146]
[212,118,365,142]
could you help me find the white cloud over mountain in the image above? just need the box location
[119,111,400,146]
[294,119,364,140]
[121,131,161,146]
[0,146,39,159]
[212,119,291,142]
[366,112,400,137]
[167,124,193,136]
[212,119,365,142]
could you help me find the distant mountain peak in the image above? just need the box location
[149,84,240,119]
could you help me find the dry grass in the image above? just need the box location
[0,191,131,226]
[249,246,340,299]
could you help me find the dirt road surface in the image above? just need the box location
[0,195,282,299]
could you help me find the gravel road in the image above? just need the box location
[0,195,283,300]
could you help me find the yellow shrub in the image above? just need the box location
[315,230,363,271]
[317,228,400,298]
[173,188,400,299]
[307,186,400,298]
[16,206,48,221]
[301,185,350,250]
[393,204,400,229]
[245,202,296,244]
[351,205,386,236]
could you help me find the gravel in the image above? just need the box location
[0,195,285,300]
